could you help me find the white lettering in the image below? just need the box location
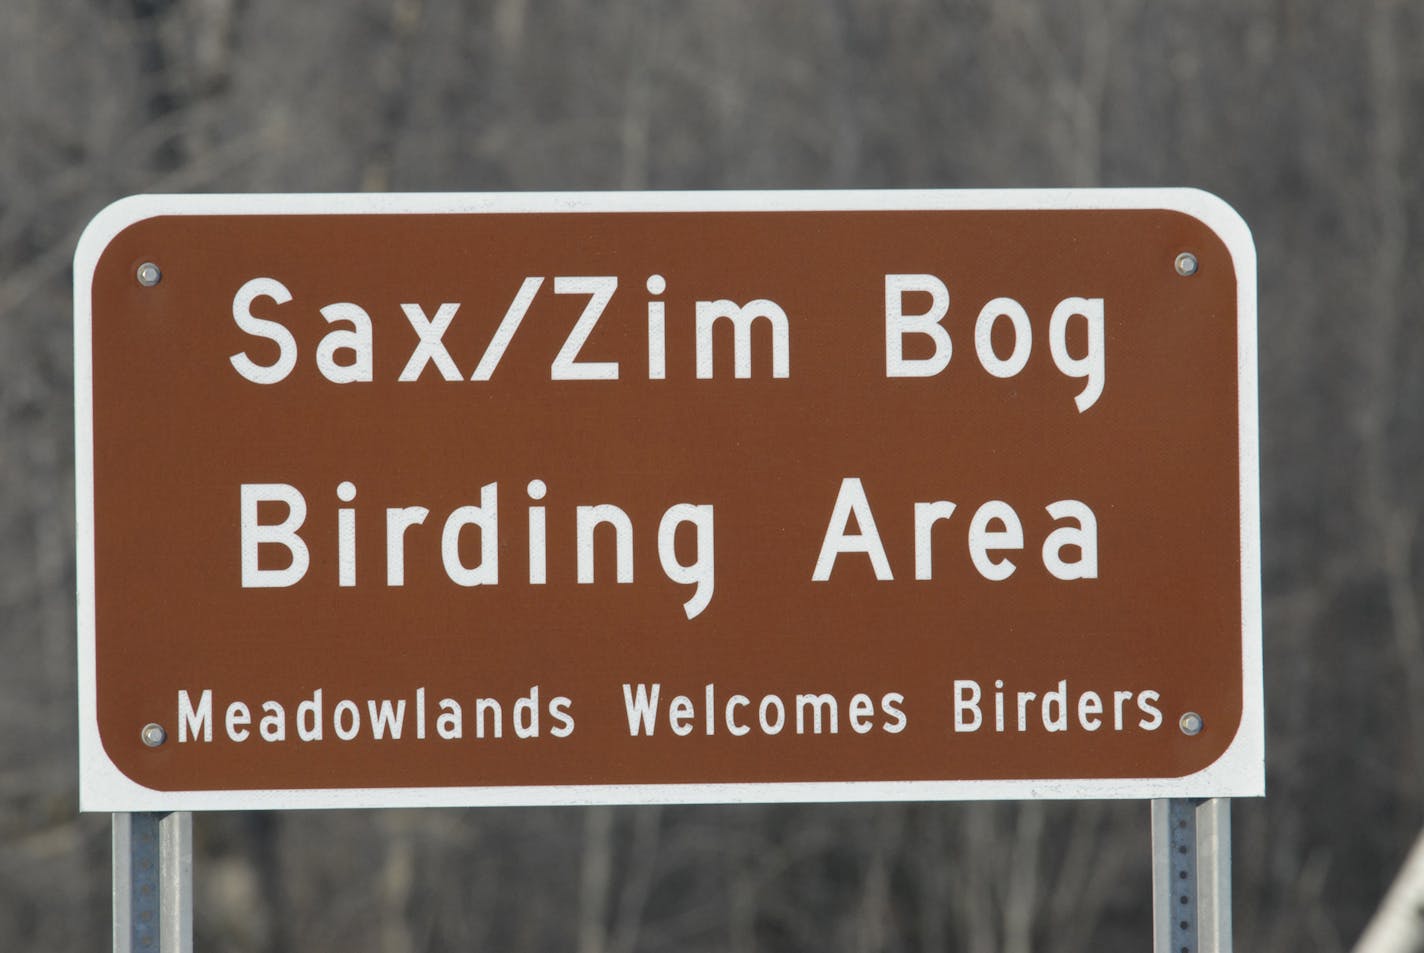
[849,694,875,734]
[260,701,285,741]
[812,477,893,581]
[623,683,660,736]
[437,698,463,739]
[225,701,251,742]
[974,297,1032,378]
[795,693,838,734]
[1048,296,1105,411]
[549,696,575,738]
[471,277,544,381]
[240,483,309,588]
[1043,500,1099,580]
[885,274,950,377]
[758,695,786,734]
[178,689,212,743]
[398,302,462,381]
[385,506,428,586]
[316,302,374,383]
[967,500,1023,582]
[367,699,406,740]
[913,500,957,580]
[658,503,714,619]
[1137,691,1163,730]
[669,695,695,736]
[333,700,360,741]
[577,504,633,584]
[881,693,907,733]
[954,680,981,732]
[514,686,540,739]
[297,690,323,742]
[1042,680,1068,732]
[441,482,498,586]
[229,277,296,384]
[695,299,790,379]
[1078,691,1103,731]
[551,276,619,380]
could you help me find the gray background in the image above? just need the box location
[3,1,1422,951]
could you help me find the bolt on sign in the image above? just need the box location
[75,191,1262,810]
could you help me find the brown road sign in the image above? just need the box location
[75,191,1261,810]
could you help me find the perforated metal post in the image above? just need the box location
[114,812,192,953]
[1153,798,1231,953]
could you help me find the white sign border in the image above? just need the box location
[75,188,1262,811]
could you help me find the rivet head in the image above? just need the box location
[1174,252,1199,277]
[136,262,162,287]
[141,723,167,747]
[1179,711,1204,736]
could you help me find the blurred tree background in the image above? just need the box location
[3,0,1423,950]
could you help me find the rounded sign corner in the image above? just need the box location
[1170,697,1266,799]
[1156,188,1257,280]
[80,732,169,813]
[75,195,176,279]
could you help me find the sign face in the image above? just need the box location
[76,190,1261,810]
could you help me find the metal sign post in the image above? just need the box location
[109,802,1232,950]
[1153,798,1231,953]
[113,811,193,953]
